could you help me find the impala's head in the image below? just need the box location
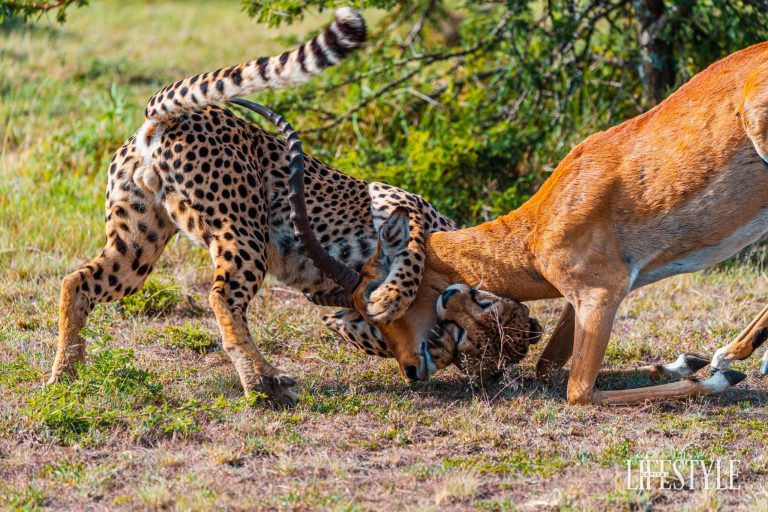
[431,284,543,379]
[348,207,441,380]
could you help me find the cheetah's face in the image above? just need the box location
[430,284,543,379]
[322,308,458,369]
[322,309,392,358]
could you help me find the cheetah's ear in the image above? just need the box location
[378,206,410,258]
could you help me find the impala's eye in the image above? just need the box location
[470,288,497,309]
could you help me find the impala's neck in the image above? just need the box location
[424,205,561,302]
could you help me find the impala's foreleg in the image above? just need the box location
[536,303,709,386]
[565,288,744,406]
[711,303,768,375]
[566,289,625,404]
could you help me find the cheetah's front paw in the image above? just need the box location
[366,284,405,322]
[258,374,298,407]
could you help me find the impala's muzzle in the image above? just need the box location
[403,340,436,382]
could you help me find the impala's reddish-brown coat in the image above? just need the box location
[350,42,768,404]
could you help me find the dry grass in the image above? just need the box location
[2,1,768,511]
[1,266,767,510]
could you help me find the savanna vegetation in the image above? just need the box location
[1,1,767,510]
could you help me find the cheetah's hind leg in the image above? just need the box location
[49,200,176,384]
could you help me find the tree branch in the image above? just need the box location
[306,13,513,134]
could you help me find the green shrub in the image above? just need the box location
[23,345,263,444]
[119,278,181,317]
[160,323,217,353]
[240,0,768,226]
[24,346,163,442]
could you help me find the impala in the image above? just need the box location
[295,42,768,405]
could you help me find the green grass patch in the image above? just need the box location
[119,278,181,317]
[597,438,637,467]
[0,484,46,511]
[442,450,567,478]
[23,344,264,444]
[474,497,519,511]
[0,357,41,393]
[603,342,654,366]
[154,323,217,353]
[41,459,86,486]
[301,386,367,415]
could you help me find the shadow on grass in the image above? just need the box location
[307,371,768,412]
[312,372,564,404]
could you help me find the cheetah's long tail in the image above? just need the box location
[143,7,365,125]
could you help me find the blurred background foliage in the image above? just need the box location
[254,0,768,224]
[0,0,86,23]
[5,0,768,226]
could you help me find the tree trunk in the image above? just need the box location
[632,0,675,105]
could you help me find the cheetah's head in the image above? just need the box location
[429,284,543,379]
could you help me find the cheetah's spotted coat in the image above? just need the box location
[49,9,456,402]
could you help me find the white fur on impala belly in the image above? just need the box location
[634,207,768,289]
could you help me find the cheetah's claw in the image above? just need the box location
[260,374,298,406]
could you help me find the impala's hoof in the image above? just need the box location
[760,356,768,377]
[665,352,709,378]
[683,353,710,373]
[703,369,747,394]
[721,369,748,387]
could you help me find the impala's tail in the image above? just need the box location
[143,7,365,124]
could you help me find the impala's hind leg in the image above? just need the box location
[711,303,768,374]
[49,201,176,384]
[591,353,711,382]
[535,304,575,383]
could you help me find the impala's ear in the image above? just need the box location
[378,207,410,258]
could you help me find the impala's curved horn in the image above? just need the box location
[228,98,362,294]
[306,290,355,309]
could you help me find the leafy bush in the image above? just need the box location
[13,1,768,225]
[1,0,88,24]
[24,346,163,441]
[239,0,768,225]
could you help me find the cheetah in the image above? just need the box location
[48,8,457,403]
